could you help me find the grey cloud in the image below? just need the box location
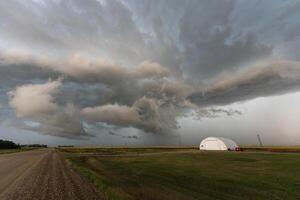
[126,0,274,81]
[81,96,184,134]
[0,49,185,107]
[0,50,169,84]
[81,104,140,126]
[178,1,273,80]
[0,0,146,64]
[108,131,139,140]
[108,131,118,136]
[3,50,190,137]
[193,108,242,119]
[8,79,62,117]
[8,80,89,138]
[188,60,300,106]
[32,104,90,138]
[1,0,300,140]
[125,135,139,140]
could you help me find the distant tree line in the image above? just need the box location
[0,139,48,149]
[21,144,48,148]
[58,145,74,148]
[0,139,20,149]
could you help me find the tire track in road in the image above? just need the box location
[0,149,101,200]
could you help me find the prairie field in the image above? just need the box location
[61,147,300,200]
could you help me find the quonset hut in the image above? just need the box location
[199,137,238,151]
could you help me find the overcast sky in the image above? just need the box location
[1,0,300,146]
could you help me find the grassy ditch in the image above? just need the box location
[0,147,40,154]
[67,157,123,200]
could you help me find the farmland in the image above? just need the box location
[61,147,300,200]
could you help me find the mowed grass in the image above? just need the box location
[66,148,300,200]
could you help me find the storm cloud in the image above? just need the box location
[8,79,61,117]
[188,60,300,106]
[0,0,300,140]
[8,80,89,138]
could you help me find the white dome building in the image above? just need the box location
[199,137,238,151]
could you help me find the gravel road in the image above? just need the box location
[0,149,101,200]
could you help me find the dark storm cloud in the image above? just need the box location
[81,96,185,134]
[1,0,300,138]
[7,79,90,138]
[0,0,146,64]
[193,108,242,119]
[126,0,274,80]
[188,60,300,106]
[109,131,139,140]
[177,0,273,79]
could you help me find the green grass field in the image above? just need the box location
[63,148,300,200]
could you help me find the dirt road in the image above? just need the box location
[0,149,101,200]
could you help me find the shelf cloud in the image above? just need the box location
[0,0,300,140]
